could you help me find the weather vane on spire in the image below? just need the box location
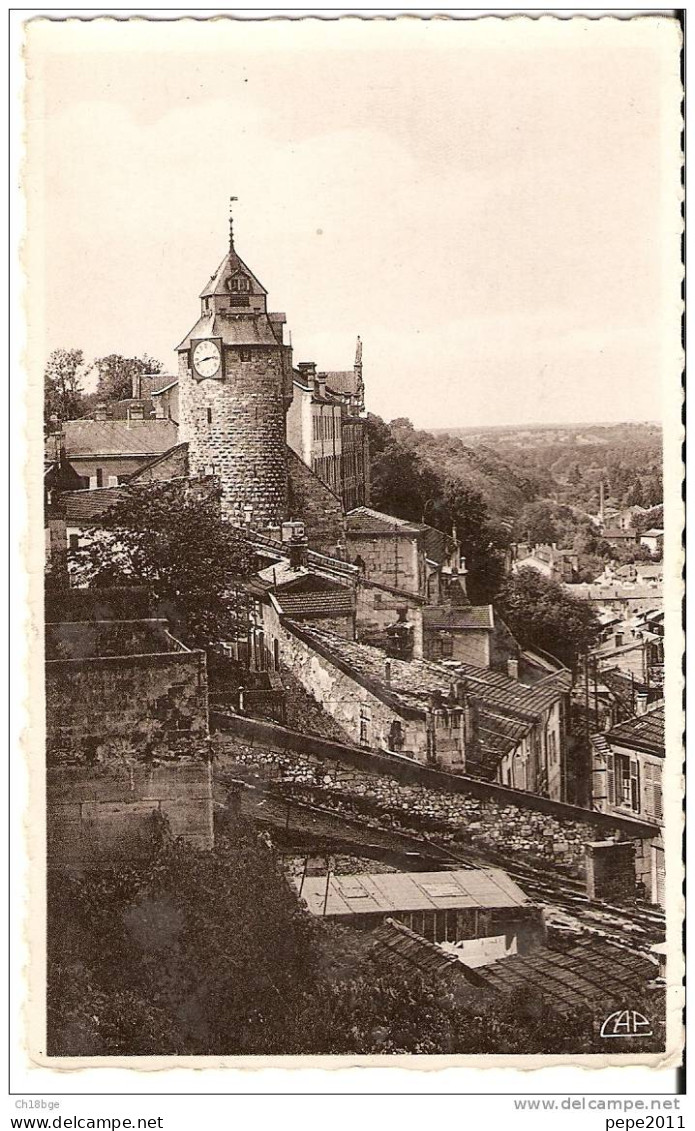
[229,195,238,250]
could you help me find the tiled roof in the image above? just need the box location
[274,590,355,619]
[294,867,528,918]
[371,918,462,976]
[62,487,128,525]
[176,310,280,351]
[63,419,178,458]
[422,605,494,631]
[472,938,656,1015]
[605,703,665,756]
[346,507,425,535]
[283,622,569,770]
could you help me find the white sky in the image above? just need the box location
[25,15,681,428]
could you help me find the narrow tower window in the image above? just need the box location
[207,408,213,425]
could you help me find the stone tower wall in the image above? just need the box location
[178,346,289,527]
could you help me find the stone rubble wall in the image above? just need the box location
[213,734,611,880]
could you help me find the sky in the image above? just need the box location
[25,16,682,428]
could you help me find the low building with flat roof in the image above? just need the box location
[293,866,545,953]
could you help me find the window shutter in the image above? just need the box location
[654,768,663,822]
[630,759,640,813]
[606,752,615,805]
[644,763,654,818]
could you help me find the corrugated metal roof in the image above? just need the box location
[294,867,529,918]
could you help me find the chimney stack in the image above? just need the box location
[635,691,649,715]
[94,403,108,421]
[615,631,624,648]
[507,658,520,681]
[288,531,309,570]
[384,660,392,687]
[131,371,141,399]
[128,402,144,421]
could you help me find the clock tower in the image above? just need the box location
[177,206,293,527]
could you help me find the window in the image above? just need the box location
[313,415,319,442]
[95,468,104,488]
[207,408,213,425]
[239,349,251,361]
[68,534,79,551]
[611,751,640,812]
[359,704,371,747]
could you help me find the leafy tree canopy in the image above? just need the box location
[47,821,662,1057]
[495,566,601,669]
[72,480,254,648]
[94,353,164,402]
[44,347,89,431]
[366,415,506,602]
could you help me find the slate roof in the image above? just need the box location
[604,703,665,756]
[471,938,656,1015]
[199,248,267,298]
[346,507,426,536]
[62,419,178,458]
[176,310,280,352]
[423,526,459,566]
[322,370,357,396]
[294,867,528,918]
[422,605,494,631]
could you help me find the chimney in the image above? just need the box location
[288,532,309,570]
[635,691,649,715]
[384,660,391,686]
[396,605,408,623]
[316,373,327,399]
[243,504,254,529]
[453,678,467,705]
[131,371,141,399]
[507,658,520,681]
[94,403,108,421]
[128,402,144,421]
[615,631,624,648]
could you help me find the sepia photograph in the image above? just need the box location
[17,11,683,1076]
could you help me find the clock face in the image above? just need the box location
[192,339,222,379]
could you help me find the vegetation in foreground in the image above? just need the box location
[47,822,664,1057]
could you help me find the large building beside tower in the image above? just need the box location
[177,224,294,527]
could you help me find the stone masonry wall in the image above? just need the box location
[46,650,209,761]
[286,447,344,553]
[178,347,288,527]
[48,762,214,865]
[274,618,428,757]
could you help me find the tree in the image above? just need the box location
[518,501,559,546]
[495,566,601,669]
[624,479,645,508]
[73,480,254,648]
[47,820,665,1057]
[44,347,88,431]
[366,415,506,603]
[94,353,164,402]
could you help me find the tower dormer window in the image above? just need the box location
[228,275,249,293]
